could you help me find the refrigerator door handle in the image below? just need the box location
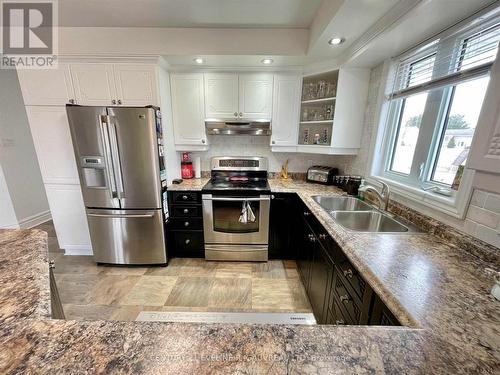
[99,115,118,200]
[108,117,125,201]
[87,212,155,218]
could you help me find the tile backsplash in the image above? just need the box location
[187,135,356,173]
[464,189,500,249]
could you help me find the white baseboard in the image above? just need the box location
[63,245,93,256]
[19,210,52,229]
[0,223,20,229]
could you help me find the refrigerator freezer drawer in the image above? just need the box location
[87,208,166,265]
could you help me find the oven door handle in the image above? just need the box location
[203,197,270,202]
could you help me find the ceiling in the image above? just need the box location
[56,0,500,69]
[58,0,323,28]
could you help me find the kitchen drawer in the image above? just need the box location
[171,191,201,204]
[172,230,204,256]
[336,252,367,302]
[369,295,401,326]
[171,205,201,218]
[170,218,203,230]
[326,298,353,325]
[331,271,362,324]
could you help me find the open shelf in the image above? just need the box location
[299,120,333,124]
[301,97,336,104]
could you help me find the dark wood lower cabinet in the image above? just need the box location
[308,240,334,324]
[296,201,400,326]
[167,191,205,258]
[269,193,300,259]
[369,295,401,326]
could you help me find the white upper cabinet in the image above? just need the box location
[113,64,159,106]
[468,49,500,175]
[170,73,208,150]
[26,106,79,185]
[17,63,76,105]
[238,73,273,119]
[271,74,301,149]
[204,73,239,118]
[203,73,273,119]
[70,63,117,106]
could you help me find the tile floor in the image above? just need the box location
[37,221,312,321]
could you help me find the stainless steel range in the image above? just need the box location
[202,157,271,262]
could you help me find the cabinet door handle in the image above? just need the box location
[117,99,122,105]
[185,239,191,244]
[271,140,276,145]
[343,269,354,278]
[335,320,345,325]
[239,112,243,117]
[201,139,206,144]
[69,99,75,104]
[319,234,327,240]
[112,99,117,105]
[182,195,188,200]
[183,209,189,214]
[308,234,316,242]
[234,112,238,117]
[184,221,190,227]
[340,294,350,303]
[303,211,310,216]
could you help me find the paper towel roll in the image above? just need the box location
[194,156,201,178]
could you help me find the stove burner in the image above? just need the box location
[229,176,249,182]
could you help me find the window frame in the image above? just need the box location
[370,15,499,219]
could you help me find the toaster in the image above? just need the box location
[306,166,339,185]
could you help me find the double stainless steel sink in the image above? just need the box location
[312,196,420,233]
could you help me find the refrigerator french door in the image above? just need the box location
[66,105,168,265]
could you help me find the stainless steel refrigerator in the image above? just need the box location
[66,105,168,265]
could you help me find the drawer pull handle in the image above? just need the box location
[185,239,190,245]
[183,209,189,214]
[343,269,354,278]
[303,211,310,216]
[335,320,345,325]
[184,221,190,227]
[340,294,350,303]
[182,195,188,200]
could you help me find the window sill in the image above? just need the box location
[367,169,474,219]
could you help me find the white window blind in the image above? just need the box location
[388,18,500,100]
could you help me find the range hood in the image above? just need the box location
[205,119,271,136]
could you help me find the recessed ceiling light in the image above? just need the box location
[261,58,274,65]
[328,37,345,46]
[194,58,204,64]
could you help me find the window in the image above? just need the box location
[374,13,500,217]
[431,76,489,185]
[389,92,427,174]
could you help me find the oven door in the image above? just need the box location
[202,194,270,245]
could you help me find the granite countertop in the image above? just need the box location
[0,179,499,373]
[167,178,209,191]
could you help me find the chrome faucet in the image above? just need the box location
[358,179,390,211]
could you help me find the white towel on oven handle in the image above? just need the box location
[239,200,256,223]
